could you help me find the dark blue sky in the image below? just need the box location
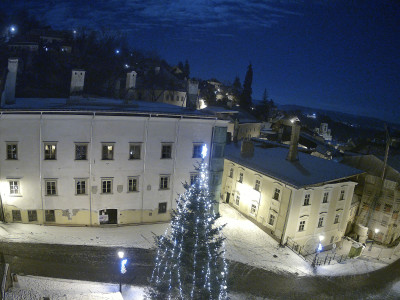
[4,1,400,123]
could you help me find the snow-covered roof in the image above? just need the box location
[201,106,239,114]
[224,142,364,189]
[1,97,215,119]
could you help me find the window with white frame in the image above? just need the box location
[235,195,240,206]
[9,180,20,195]
[102,144,114,160]
[273,188,281,201]
[318,217,324,228]
[334,214,340,224]
[7,143,18,160]
[339,190,345,201]
[299,220,306,231]
[44,143,57,160]
[128,177,138,192]
[45,180,57,196]
[75,179,87,195]
[160,175,170,190]
[254,179,261,191]
[268,214,275,226]
[190,173,199,186]
[129,144,141,160]
[75,143,88,160]
[192,144,203,158]
[303,194,310,206]
[238,172,243,183]
[101,178,113,194]
[161,144,172,159]
[322,192,329,203]
[250,203,257,215]
[229,168,234,178]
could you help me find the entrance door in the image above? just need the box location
[99,209,118,224]
[226,192,230,203]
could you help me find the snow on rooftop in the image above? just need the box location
[224,142,364,189]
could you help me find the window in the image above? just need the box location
[28,210,37,222]
[229,168,234,178]
[7,143,18,160]
[158,202,167,214]
[75,144,88,160]
[250,204,257,215]
[273,188,281,201]
[190,173,199,185]
[101,179,113,194]
[128,177,138,192]
[45,180,57,196]
[384,204,392,213]
[192,144,203,158]
[12,210,21,222]
[102,144,114,160]
[238,172,243,183]
[322,192,329,203]
[235,195,240,206]
[9,180,20,195]
[318,217,324,228]
[334,214,340,224]
[75,179,87,195]
[304,194,310,206]
[339,190,345,201]
[45,210,55,222]
[299,220,306,231]
[160,175,170,190]
[161,144,172,159]
[44,143,57,160]
[129,144,141,160]
[254,179,261,191]
[269,214,275,226]
[212,144,224,158]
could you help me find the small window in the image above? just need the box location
[9,180,20,195]
[339,190,345,201]
[318,217,324,228]
[45,180,57,196]
[190,173,199,185]
[102,144,114,160]
[273,188,280,201]
[238,172,243,183]
[158,202,167,214]
[101,179,113,194]
[304,194,310,206]
[75,179,87,195]
[7,143,18,160]
[268,214,275,226]
[334,214,340,224]
[45,210,55,222]
[250,204,257,215]
[160,175,170,190]
[384,204,392,213]
[192,144,203,158]
[44,143,57,160]
[129,144,141,160]
[28,210,37,222]
[299,220,306,231]
[322,192,329,203]
[12,210,21,222]
[128,177,138,192]
[75,144,88,160]
[229,168,234,178]
[235,195,240,206]
[161,144,172,159]
[254,179,261,192]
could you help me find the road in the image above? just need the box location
[0,241,399,299]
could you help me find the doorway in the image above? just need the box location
[99,209,118,224]
[226,192,230,203]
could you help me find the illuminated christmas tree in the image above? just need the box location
[149,145,228,300]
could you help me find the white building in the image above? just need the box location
[0,98,227,226]
[315,123,332,142]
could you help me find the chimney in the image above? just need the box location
[70,70,85,96]
[1,58,18,105]
[286,123,300,161]
[126,71,137,90]
[241,139,254,158]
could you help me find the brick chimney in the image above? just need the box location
[241,139,254,158]
[1,58,18,105]
[126,71,137,90]
[286,123,300,162]
[70,70,85,96]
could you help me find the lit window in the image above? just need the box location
[322,192,329,203]
[45,180,57,196]
[299,220,306,231]
[273,188,280,201]
[254,179,261,191]
[44,143,57,160]
[235,195,240,206]
[318,217,324,228]
[12,210,21,222]
[238,172,243,183]
[304,194,310,206]
[269,214,275,226]
[7,143,18,160]
[28,210,37,222]
[229,168,234,178]
[9,180,20,195]
[160,175,170,190]
[102,144,114,160]
[128,177,138,192]
[190,173,199,185]
[158,202,167,214]
[161,144,172,159]
[334,214,340,224]
[75,179,87,195]
[192,144,203,158]
[129,144,141,160]
[75,144,88,160]
[101,179,113,194]
[339,190,345,201]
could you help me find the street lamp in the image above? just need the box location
[117,251,127,293]
[312,235,324,268]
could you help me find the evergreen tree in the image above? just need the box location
[184,59,190,78]
[231,76,242,104]
[240,64,253,110]
[149,146,228,300]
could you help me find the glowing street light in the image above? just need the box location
[118,251,124,259]
[10,26,16,33]
[115,49,120,54]
[117,250,127,293]
[312,235,324,268]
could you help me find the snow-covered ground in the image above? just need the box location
[0,203,396,277]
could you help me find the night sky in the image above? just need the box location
[3,1,400,123]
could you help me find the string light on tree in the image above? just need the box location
[149,144,228,299]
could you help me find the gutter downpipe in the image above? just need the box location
[169,116,182,214]
[280,185,293,246]
[89,112,95,226]
[40,112,44,224]
[140,115,150,223]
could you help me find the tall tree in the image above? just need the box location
[240,64,253,110]
[149,146,228,300]
[184,59,190,78]
[231,76,242,105]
